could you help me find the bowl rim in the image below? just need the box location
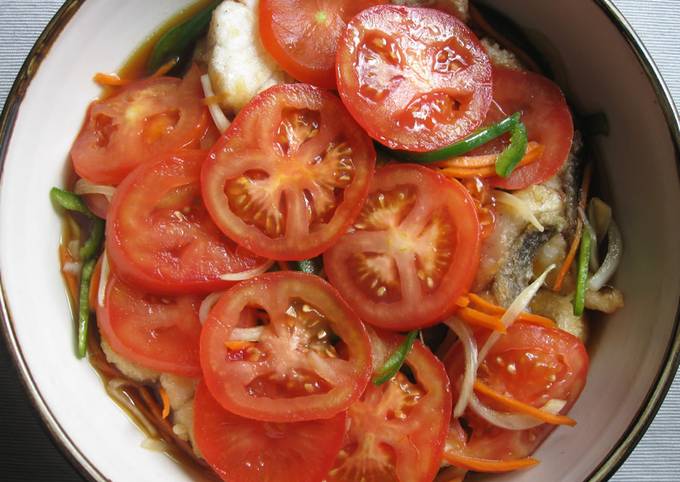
[0,1,678,481]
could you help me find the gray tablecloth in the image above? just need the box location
[0,0,678,480]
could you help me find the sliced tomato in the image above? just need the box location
[259,0,384,88]
[71,66,208,185]
[336,5,492,151]
[194,381,345,482]
[478,67,574,190]
[202,83,376,260]
[96,273,202,377]
[200,272,371,422]
[88,257,102,309]
[327,331,452,482]
[324,164,480,330]
[107,149,268,295]
[443,323,588,464]
[462,176,496,240]
[400,0,468,20]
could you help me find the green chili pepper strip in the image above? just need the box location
[408,112,521,164]
[495,121,528,177]
[147,0,222,74]
[573,228,591,316]
[50,187,93,218]
[372,330,419,386]
[77,258,96,358]
[51,187,103,260]
[52,187,104,358]
[294,258,323,276]
[80,218,105,261]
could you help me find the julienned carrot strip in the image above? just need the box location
[466,293,556,329]
[59,244,79,300]
[579,164,593,212]
[93,72,131,87]
[224,340,254,351]
[553,164,593,291]
[455,296,470,308]
[552,220,582,292]
[443,451,539,473]
[94,58,175,89]
[466,293,504,314]
[151,58,179,78]
[439,154,535,179]
[457,307,506,333]
[433,142,542,169]
[474,380,576,427]
[516,312,556,329]
[159,387,171,419]
[439,153,498,169]
[88,257,102,310]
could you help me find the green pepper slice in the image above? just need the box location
[372,331,419,386]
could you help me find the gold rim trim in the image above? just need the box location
[0,2,100,481]
[0,1,677,482]
[587,1,680,480]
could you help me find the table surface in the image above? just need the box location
[0,1,679,481]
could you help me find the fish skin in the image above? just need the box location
[492,228,555,307]
[558,131,583,235]
[475,132,583,302]
[472,39,584,300]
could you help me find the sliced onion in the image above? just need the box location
[478,264,555,363]
[107,379,158,437]
[199,291,223,324]
[230,326,265,342]
[141,437,169,452]
[172,424,189,439]
[469,393,567,431]
[63,261,82,275]
[218,259,274,281]
[97,252,110,308]
[588,197,612,241]
[444,318,478,418]
[494,190,544,232]
[542,398,567,414]
[74,178,116,200]
[67,239,80,259]
[200,74,230,133]
[589,220,622,291]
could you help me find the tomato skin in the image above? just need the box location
[443,322,589,462]
[96,273,203,377]
[71,66,208,185]
[194,381,346,482]
[200,271,372,423]
[484,67,574,190]
[336,5,492,151]
[325,163,481,330]
[327,330,452,482]
[107,149,267,295]
[260,0,384,88]
[202,83,376,261]
[401,0,468,20]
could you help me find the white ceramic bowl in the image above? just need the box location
[1,1,679,481]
